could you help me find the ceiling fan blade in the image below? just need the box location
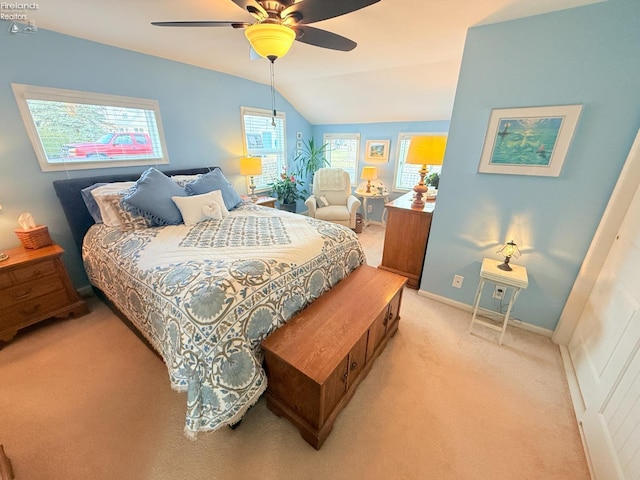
[294,26,356,52]
[151,21,250,28]
[230,0,267,19]
[282,0,379,25]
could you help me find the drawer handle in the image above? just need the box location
[383,310,393,326]
[31,269,43,278]
[342,371,348,382]
[11,288,33,300]
[350,361,358,371]
[20,304,41,315]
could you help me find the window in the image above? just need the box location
[12,83,169,172]
[323,133,360,186]
[393,133,445,192]
[241,107,286,192]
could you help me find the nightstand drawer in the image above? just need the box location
[0,289,72,329]
[13,259,57,284]
[0,272,10,290]
[0,259,57,288]
[0,275,65,306]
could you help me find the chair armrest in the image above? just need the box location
[346,195,361,215]
[305,195,317,217]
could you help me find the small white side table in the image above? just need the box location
[469,258,529,345]
[355,190,390,227]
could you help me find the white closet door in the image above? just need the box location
[568,178,640,479]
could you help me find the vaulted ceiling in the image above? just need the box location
[22,0,605,124]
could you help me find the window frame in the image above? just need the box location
[322,133,361,187]
[240,106,287,194]
[11,83,170,172]
[393,132,446,193]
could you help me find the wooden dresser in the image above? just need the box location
[262,265,407,449]
[379,191,435,289]
[0,244,88,342]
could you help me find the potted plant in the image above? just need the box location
[295,138,329,195]
[427,172,440,189]
[270,170,305,212]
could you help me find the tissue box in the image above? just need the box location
[14,225,53,249]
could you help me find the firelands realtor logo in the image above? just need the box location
[2,2,39,34]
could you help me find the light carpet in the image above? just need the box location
[0,225,590,479]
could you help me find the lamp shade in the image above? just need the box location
[244,23,296,60]
[239,156,263,176]
[360,166,378,181]
[405,136,447,166]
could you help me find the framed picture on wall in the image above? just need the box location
[365,140,390,162]
[478,104,582,177]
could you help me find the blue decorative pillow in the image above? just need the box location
[81,183,107,223]
[123,168,187,226]
[185,169,242,210]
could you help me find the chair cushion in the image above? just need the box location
[315,205,351,222]
[316,196,330,208]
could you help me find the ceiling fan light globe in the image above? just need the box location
[245,23,296,60]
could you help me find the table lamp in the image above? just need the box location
[497,240,520,271]
[239,156,263,201]
[405,135,447,209]
[360,166,378,193]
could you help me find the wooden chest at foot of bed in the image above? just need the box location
[262,265,407,449]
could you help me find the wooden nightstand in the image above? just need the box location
[242,196,277,208]
[0,244,88,343]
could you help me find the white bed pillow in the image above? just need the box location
[90,182,137,227]
[171,174,202,188]
[172,190,229,226]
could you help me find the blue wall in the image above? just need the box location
[422,0,640,330]
[0,23,312,286]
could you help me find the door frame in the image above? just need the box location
[554,129,640,345]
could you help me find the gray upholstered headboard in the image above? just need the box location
[53,166,220,255]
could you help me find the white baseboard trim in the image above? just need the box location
[559,345,594,479]
[416,289,554,338]
[559,345,586,417]
[77,285,95,298]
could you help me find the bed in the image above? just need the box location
[53,166,366,438]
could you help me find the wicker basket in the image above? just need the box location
[14,225,53,249]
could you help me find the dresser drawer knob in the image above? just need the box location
[11,288,33,300]
[342,371,348,382]
[20,304,41,315]
[32,269,42,277]
[350,361,358,371]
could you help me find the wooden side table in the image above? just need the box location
[0,244,88,342]
[242,195,277,208]
[468,258,529,345]
[378,192,435,289]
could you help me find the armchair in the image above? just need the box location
[305,168,361,229]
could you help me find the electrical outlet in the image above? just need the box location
[493,286,505,300]
[452,275,463,288]
[367,204,373,213]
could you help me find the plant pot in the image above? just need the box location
[279,202,297,213]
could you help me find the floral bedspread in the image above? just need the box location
[82,204,366,438]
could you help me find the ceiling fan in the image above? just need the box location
[152,0,380,61]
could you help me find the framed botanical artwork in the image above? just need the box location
[478,104,582,177]
[365,140,390,162]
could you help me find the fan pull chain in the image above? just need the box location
[270,58,277,127]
